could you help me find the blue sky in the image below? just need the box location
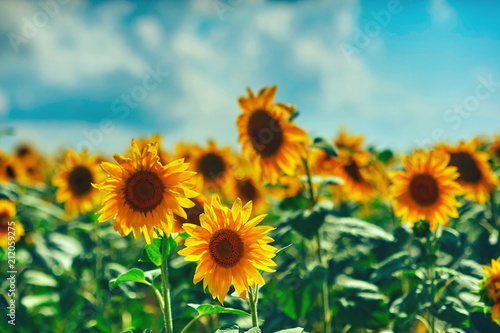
[0,0,499,155]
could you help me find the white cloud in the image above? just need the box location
[428,0,456,24]
[255,5,293,41]
[134,17,163,49]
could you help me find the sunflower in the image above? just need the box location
[173,195,207,233]
[53,150,104,218]
[482,258,500,324]
[129,134,170,165]
[0,200,24,247]
[334,127,365,153]
[308,147,337,176]
[489,135,500,162]
[389,150,462,232]
[189,140,236,195]
[15,145,46,185]
[93,139,197,244]
[173,142,198,163]
[0,155,28,184]
[267,174,303,200]
[332,149,376,203]
[237,86,309,184]
[178,196,277,304]
[437,139,498,204]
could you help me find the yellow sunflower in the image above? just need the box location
[489,135,500,162]
[389,150,462,232]
[53,150,105,218]
[189,140,236,195]
[308,147,336,176]
[229,176,268,216]
[93,139,197,244]
[173,142,198,163]
[0,155,28,184]
[483,258,500,324]
[173,195,207,233]
[0,200,24,247]
[129,134,170,165]
[332,149,376,203]
[437,139,498,204]
[267,174,303,200]
[334,127,365,153]
[237,86,309,184]
[178,196,277,304]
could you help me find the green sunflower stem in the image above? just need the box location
[248,286,259,328]
[426,231,437,333]
[161,237,174,333]
[317,231,332,333]
[303,158,316,207]
[491,193,498,229]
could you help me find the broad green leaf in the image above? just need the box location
[324,216,394,242]
[310,137,338,157]
[246,328,261,333]
[188,303,250,317]
[274,329,304,333]
[285,202,333,239]
[109,268,150,289]
[140,239,163,266]
[139,235,177,267]
[23,270,58,287]
[21,293,60,310]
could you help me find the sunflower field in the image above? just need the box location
[1,85,500,333]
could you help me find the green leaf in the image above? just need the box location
[436,297,469,326]
[188,303,250,317]
[23,270,58,287]
[285,202,333,239]
[109,268,150,289]
[246,329,261,333]
[162,235,178,260]
[324,217,394,242]
[310,137,338,157]
[139,236,177,267]
[274,329,304,333]
[215,323,244,333]
[275,244,293,258]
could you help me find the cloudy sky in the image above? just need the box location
[0,0,499,155]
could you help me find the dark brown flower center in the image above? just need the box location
[198,153,225,181]
[125,170,164,213]
[409,174,439,206]
[67,166,93,197]
[237,179,257,202]
[175,199,203,227]
[448,152,482,184]
[247,110,283,157]
[487,277,500,303]
[343,161,363,183]
[0,213,10,229]
[209,229,244,268]
[16,145,31,158]
[6,165,16,179]
[495,148,500,161]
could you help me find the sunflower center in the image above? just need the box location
[16,146,30,158]
[495,148,500,161]
[247,110,283,157]
[209,229,244,268]
[237,179,257,202]
[125,170,164,213]
[6,165,16,179]
[198,153,225,181]
[448,152,482,183]
[175,199,203,227]
[67,166,93,197]
[409,174,439,206]
[0,213,9,229]
[344,161,363,183]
